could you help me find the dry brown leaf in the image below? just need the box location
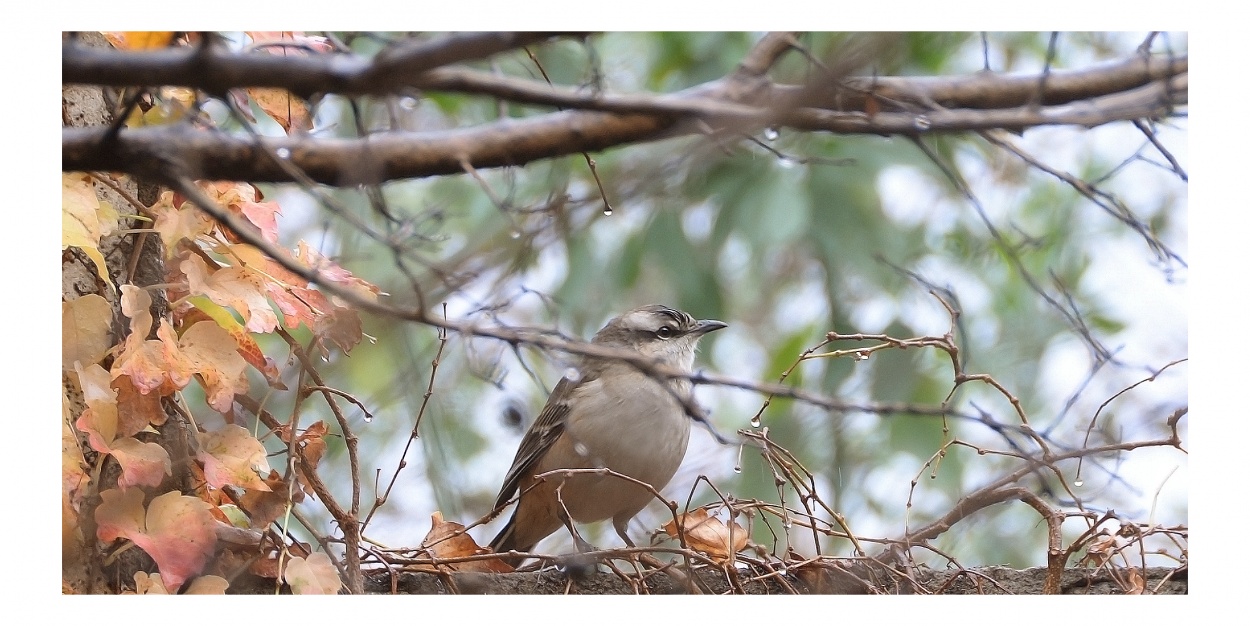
[247,88,313,134]
[414,512,512,573]
[133,571,169,594]
[62,418,90,512]
[661,509,748,564]
[1126,568,1145,595]
[113,374,168,428]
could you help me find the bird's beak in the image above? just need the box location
[693,319,728,336]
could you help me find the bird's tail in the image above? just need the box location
[489,514,533,568]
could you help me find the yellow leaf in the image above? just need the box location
[63,294,114,370]
[62,173,117,285]
[103,32,175,50]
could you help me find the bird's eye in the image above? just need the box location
[656,326,674,339]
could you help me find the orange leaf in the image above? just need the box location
[415,512,511,573]
[113,374,168,428]
[103,32,175,50]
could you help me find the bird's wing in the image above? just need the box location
[492,375,578,510]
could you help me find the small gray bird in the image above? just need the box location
[489,305,726,561]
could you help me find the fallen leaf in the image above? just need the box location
[184,575,230,594]
[284,553,342,594]
[133,571,169,594]
[661,509,748,564]
[414,512,511,573]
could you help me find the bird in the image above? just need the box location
[488,304,726,563]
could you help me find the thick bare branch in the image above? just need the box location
[62,32,582,96]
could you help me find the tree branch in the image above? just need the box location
[62,32,583,97]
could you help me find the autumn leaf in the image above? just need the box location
[96,489,218,591]
[132,571,168,594]
[63,294,113,370]
[284,553,342,594]
[148,190,215,251]
[247,88,313,134]
[103,31,175,50]
[112,287,195,396]
[197,425,271,492]
[414,512,511,573]
[62,418,89,509]
[182,254,279,333]
[185,295,285,387]
[179,320,250,412]
[109,437,173,489]
[74,362,120,451]
[62,173,118,285]
[661,509,748,564]
[236,471,296,528]
[237,197,282,244]
[184,575,230,594]
[113,374,168,428]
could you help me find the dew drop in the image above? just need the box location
[363,414,373,423]
[732,464,742,474]
[763,127,780,141]
[913,115,931,130]
[1074,479,1084,487]
[276,147,291,159]
[783,520,792,530]
[749,415,762,428]
[854,350,870,361]
[602,207,613,216]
